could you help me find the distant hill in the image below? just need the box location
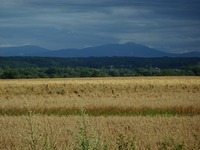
[0,43,199,57]
[176,51,200,57]
[0,45,49,56]
[41,43,172,57]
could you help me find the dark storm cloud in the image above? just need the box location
[0,0,200,52]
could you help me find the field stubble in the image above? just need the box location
[0,77,200,149]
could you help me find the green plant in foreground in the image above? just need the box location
[73,109,106,150]
[24,103,42,150]
[42,120,58,150]
[117,134,137,150]
[72,108,137,150]
[159,138,186,150]
[23,101,60,150]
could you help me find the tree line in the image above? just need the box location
[0,56,200,69]
[0,66,199,79]
[0,57,199,79]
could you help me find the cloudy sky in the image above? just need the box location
[0,0,200,52]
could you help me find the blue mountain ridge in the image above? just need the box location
[0,45,49,56]
[0,43,199,57]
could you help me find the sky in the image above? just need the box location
[0,0,200,53]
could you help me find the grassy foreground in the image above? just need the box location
[0,77,199,149]
[0,114,200,149]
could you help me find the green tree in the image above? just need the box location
[1,69,20,79]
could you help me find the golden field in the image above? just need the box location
[0,116,200,149]
[0,77,199,115]
[0,77,200,149]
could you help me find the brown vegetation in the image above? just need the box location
[0,77,199,115]
[0,77,199,149]
[0,115,200,149]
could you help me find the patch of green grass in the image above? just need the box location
[158,138,186,150]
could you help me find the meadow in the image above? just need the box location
[0,77,199,149]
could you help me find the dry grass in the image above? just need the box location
[0,115,199,149]
[0,77,200,149]
[0,77,199,115]
[0,77,199,100]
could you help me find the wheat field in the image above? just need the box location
[0,77,200,149]
[0,77,199,115]
[0,115,200,149]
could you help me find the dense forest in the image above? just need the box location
[0,57,199,79]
